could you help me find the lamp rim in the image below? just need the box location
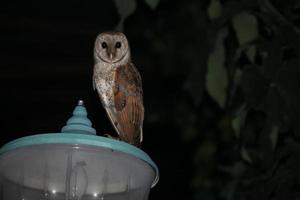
[0,133,159,187]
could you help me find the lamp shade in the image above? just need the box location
[0,100,159,200]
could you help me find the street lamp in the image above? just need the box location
[0,100,159,200]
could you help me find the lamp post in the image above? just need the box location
[0,100,159,200]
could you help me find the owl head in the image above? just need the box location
[94,32,131,64]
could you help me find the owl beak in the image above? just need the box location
[109,53,113,61]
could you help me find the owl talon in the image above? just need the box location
[104,133,120,140]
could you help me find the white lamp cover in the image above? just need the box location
[0,101,159,200]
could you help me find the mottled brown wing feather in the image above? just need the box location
[111,62,144,146]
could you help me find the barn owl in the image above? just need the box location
[93,32,144,147]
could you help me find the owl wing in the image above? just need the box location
[108,62,144,146]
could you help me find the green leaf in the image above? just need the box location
[232,117,241,138]
[114,0,136,31]
[232,12,258,45]
[206,28,228,108]
[144,0,160,10]
[194,140,217,163]
[207,0,222,20]
[241,146,252,163]
[246,45,256,63]
[232,104,247,138]
[269,125,279,150]
[234,68,243,86]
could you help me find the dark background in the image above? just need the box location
[1,0,300,199]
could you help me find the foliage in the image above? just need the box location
[115,0,300,199]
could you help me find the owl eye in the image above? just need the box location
[115,42,122,48]
[101,42,107,48]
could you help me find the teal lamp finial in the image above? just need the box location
[61,100,96,135]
